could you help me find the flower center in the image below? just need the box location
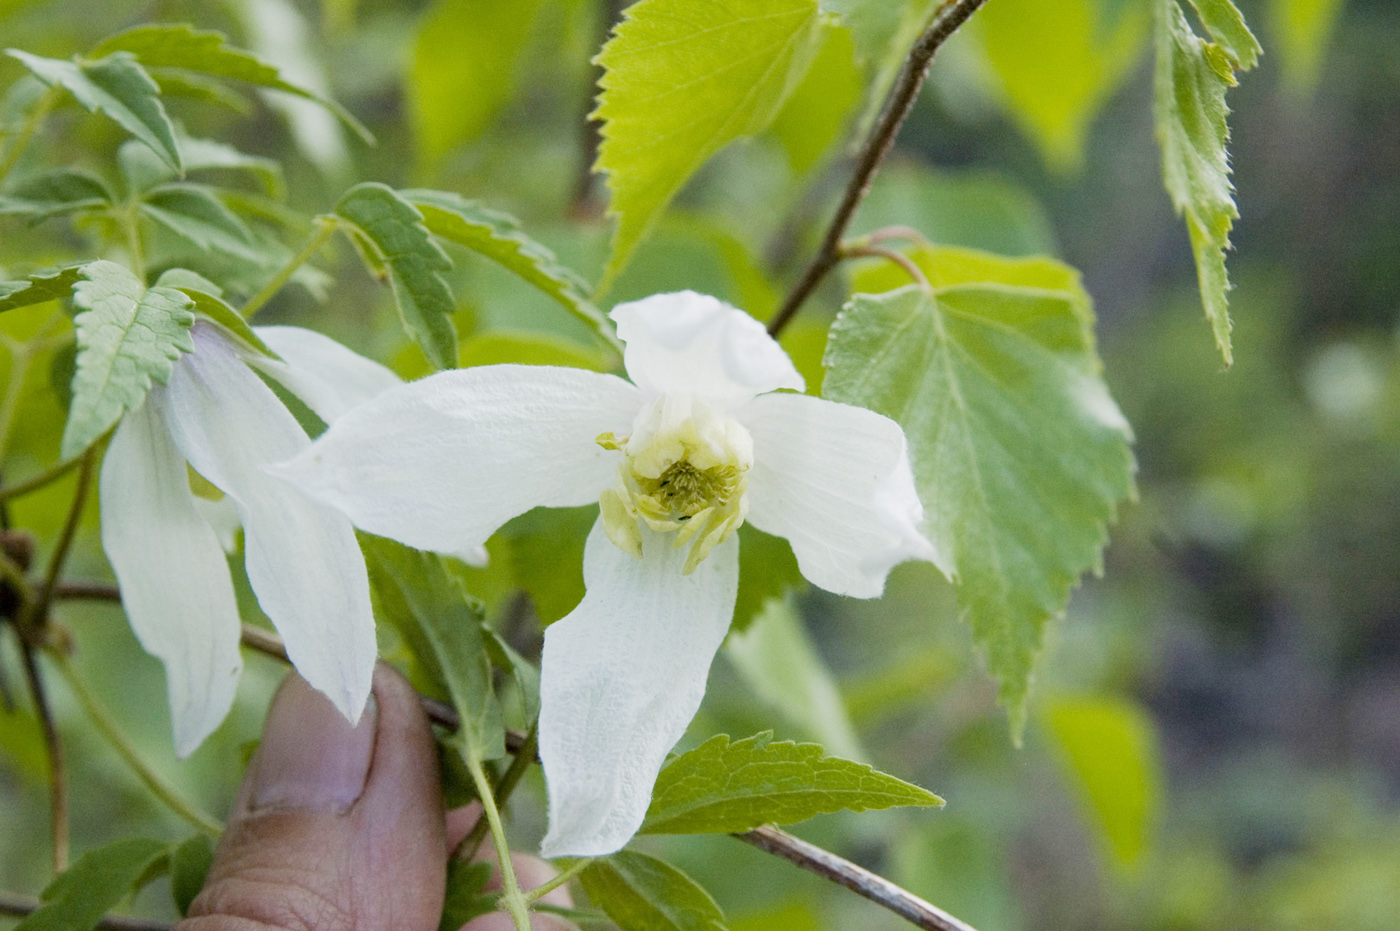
[597,396,752,573]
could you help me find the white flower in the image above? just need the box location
[100,322,399,757]
[269,292,941,856]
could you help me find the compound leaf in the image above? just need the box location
[14,837,170,931]
[580,850,728,931]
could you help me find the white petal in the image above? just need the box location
[610,292,803,405]
[161,326,376,723]
[248,325,401,423]
[740,392,945,598]
[269,365,641,555]
[538,518,739,857]
[100,400,242,758]
[193,494,241,554]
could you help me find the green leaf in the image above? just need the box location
[0,168,113,219]
[593,0,824,287]
[1184,0,1263,68]
[335,183,458,370]
[580,850,728,931]
[975,0,1149,171]
[850,243,1089,298]
[641,732,940,835]
[1153,0,1257,365]
[176,136,285,198]
[481,627,541,722]
[361,535,504,760]
[89,23,372,143]
[402,189,612,345]
[5,50,181,171]
[61,260,195,459]
[0,265,83,312]
[439,859,496,931]
[820,0,912,65]
[14,837,170,931]
[724,598,862,761]
[766,22,862,175]
[408,0,548,161]
[1268,0,1343,92]
[823,272,1135,732]
[153,270,276,358]
[1043,695,1162,870]
[140,185,261,262]
[168,834,215,917]
[731,525,804,634]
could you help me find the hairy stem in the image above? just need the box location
[0,892,174,930]
[52,653,224,836]
[464,751,532,931]
[0,85,61,185]
[518,856,590,906]
[767,0,993,337]
[840,243,932,290]
[735,825,980,931]
[19,643,68,873]
[241,217,338,319]
[456,726,538,861]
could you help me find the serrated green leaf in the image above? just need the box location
[361,535,504,760]
[140,184,261,262]
[14,837,170,931]
[168,834,214,917]
[409,0,548,161]
[1043,695,1162,870]
[0,265,83,312]
[335,183,458,370]
[402,189,613,346]
[1153,0,1256,365]
[5,49,181,171]
[641,732,938,835]
[976,0,1149,171]
[851,244,1090,303]
[724,598,862,761]
[823,277,1134,732]
[153,270,276,358]
[766,22,861,175]
[1185,0,1262,68]
[593,0,824,287]
[0,168,113,219]
[580,850,728,931]
[439,858,496,931]
[61,260,195,459]
[89,23,372,144]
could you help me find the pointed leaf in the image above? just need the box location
[641,732,939,835]
[152,272,277,358]
[335,183,458,370]
[168,834,215,917]
[1185,0,1262,68]
[1153,0,1257,364]
[0,265,83,312]
[140,184,261,261]
[580,850,728,931]
[0,168,113,219]
[61,260,196,459]
[824,275,1135,732]
[14,837,170,931]
[593,0,824,286]
[361,534,504,760]
[89,23,372,143]
[5,50,181,171]
[439,859,496,931]
[402,189,612,344]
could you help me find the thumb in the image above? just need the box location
[179,666,447,931]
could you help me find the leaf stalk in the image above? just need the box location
[240,216,338,319]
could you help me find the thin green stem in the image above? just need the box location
[0,455,84,503]
[0,344,35,466]
[122,203,146,282]
[457,725,538,861]
[518,857,591,906]
[464,750,532,931]
[0,85,61,185]
[28,448,97,628]
[241,217,338,319]
[18,642,67,873]
[52,654,224,836]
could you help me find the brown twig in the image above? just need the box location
[840,244,933,291]
[28,448,98,628]
[767,0,993,338]
[735,825,979,931]
[18,643,68,873]
[0,892,173,930]
[52,580,121,602]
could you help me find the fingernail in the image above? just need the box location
[249,675,377,814]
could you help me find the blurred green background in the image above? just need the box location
[2,0,1397,928]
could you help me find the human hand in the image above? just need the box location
[176,667,570,930]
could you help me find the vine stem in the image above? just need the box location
[464,750,533,931]
[51,653,224,836]
[735,825,979,931]
[236,626,979,931]
[241,217,338,319]
[0,892,174,930]
[767,0,993,338]
[0,85,61,185]
[18,642,68,873]
[456,725,539,861]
